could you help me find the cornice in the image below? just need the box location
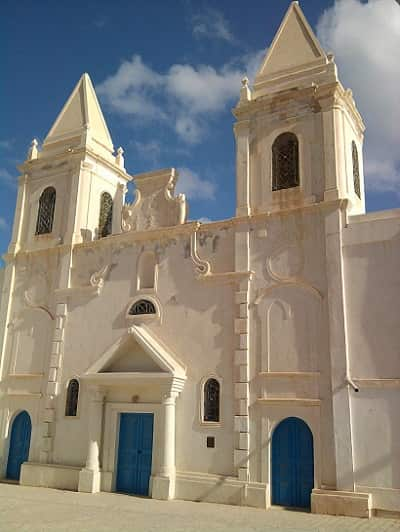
[75,221,200,252]
[257,397,320,406]
[198,271,253,284]
[18,146,131,181]
[233,84,318,119]
[3,200,347,264]
[233,81,365,136]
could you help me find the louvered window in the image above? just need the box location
[65,379,79,417]
[272,133,299,191]
[352,141,361,198]
[36,187,56,235]
[98,192,113,238]
[203,378,220,422]
[129,299,156,315]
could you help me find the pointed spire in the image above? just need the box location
[255,2,327,81]
[43,73,114,157]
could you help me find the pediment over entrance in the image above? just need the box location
[83,325,186,387]
[102,338,164,373]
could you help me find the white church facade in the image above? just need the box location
[0,2,399,519]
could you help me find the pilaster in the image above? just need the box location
[40,301,68,463]
[234,120,251,217]
[319,94,346,202]
[233,226,251,481]
[8,173,29,255]
[324,205,355,491]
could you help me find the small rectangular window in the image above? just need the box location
[206,436,215,448]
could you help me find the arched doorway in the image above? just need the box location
[271,416,314,508]
[7,411,32,480]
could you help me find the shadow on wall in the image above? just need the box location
[347,225,400,489]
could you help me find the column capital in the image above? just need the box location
[162,376,186,400]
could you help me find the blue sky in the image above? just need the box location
[1,0,399,262]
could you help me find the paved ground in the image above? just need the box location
[0,483,399,532]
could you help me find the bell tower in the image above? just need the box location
[233,1,366,217]
[9,73,129,257]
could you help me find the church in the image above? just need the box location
[0,2,399,519]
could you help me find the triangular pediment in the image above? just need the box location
[43,73,114,153]
[256,2,327,81]
[103,337,165,373]
[85,325,186,379]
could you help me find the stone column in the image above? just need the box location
[152,392,177,500]
[152,378,185,501]
[78,387,106,493]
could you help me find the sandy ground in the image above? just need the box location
[0,483,399,531]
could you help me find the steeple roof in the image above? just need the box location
[43,73,114,155]
[255,2,327,81]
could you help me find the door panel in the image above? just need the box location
[116,413,154,496]
[271,417,314,508]
[7,411,32,481]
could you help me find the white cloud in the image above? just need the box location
[166,64,241,113]
[97,55,166,120]
[176,167,216,201]
[97,50,263,145]
[0,217,8,231]
[132,140,162,166]
[192,8,235,43]
[317,0,400,195]
[0,168,16,188]
[174,115,204,145]
[198,217,212,224]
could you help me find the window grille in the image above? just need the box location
[203,378,220,422]
[272,133,299,191]
[98,192,113,238]
[352,141,361,198]
[35,187,56,235]
[129,299,156,315]
[65,379,79,417]
[206,436,215,448]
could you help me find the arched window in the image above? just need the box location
[129,299,156,315]
[65,379,79,417]
[98,192,113,238]
[203,378,220,422]
[272,133,299,191]
[352,141,361,198]
[138,251,156,290]
[36,187,56,235]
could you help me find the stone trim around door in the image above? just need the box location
[101,402,163,496]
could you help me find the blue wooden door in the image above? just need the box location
[272,417,314,508]
[116,413,154,496]
[7,411,32,480]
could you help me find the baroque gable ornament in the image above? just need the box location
[122,168,187,232]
